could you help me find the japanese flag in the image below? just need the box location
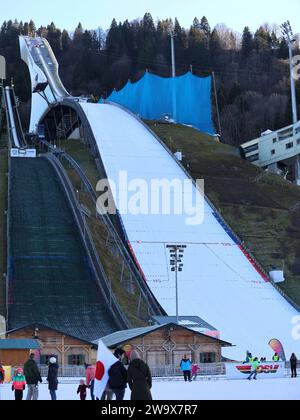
[94,340,118,399]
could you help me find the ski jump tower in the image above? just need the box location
[20,35,300,360]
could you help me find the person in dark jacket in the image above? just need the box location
[47,357,59,400]
[24,354,42,400]
[108,348,127,401]
[127,350,152,401]
[290,353,298,378]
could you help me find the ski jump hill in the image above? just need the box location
[19,36,299,360]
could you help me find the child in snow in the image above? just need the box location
[12,368,26,400]
[77,379,88,400]
[191,363,200,381]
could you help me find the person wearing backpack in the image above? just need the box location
[108,348,127,401]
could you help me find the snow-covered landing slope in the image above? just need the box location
[80,102,299,360]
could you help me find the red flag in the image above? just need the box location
[268,339,286,362]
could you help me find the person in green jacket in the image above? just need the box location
[272,353,280,362]
[248,358,260,380]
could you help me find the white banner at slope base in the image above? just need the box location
[226,363,285,380]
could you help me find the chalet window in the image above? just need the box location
[200,352,216,364]
[286,142,294,150]
[41,355,58,365]
[271,150,275,155]
[68,354,85,366]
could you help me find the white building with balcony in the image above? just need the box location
[240,121,300,184]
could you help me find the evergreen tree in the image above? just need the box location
[29,20,36,36]
[73,22,84,44]
[200,16,211,37]
[174,18,187,66]
[210,28,222,52]
[192,18,201,30]
[47,22,62,54]
[278,38,289,59]
[106,18,119,59]
[241,26,253,59]
[254,26,272,53]
[137,13,156,66]
[61,29,71,52]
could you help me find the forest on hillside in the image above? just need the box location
[0,14,299,145]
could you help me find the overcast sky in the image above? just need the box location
[3,0,300,34]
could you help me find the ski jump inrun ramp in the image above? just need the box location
[19,36,300,360]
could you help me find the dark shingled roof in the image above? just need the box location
[8,159,118,343]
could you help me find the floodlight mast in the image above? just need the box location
[281,21,298,124]
[167,244,187,324]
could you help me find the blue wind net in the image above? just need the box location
[103,72,215,135]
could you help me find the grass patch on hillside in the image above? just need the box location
[147,121,300,306]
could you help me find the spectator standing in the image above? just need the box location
[180,355,192,382]
[127,350,152,401]
[24,354,42,400]
[47,357,59,400]
[108,348,127,401]
[290,354,298,378]
[85,364,96,401]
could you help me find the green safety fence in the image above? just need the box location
[8,158,118,341]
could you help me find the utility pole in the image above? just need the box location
[170,30,176,78]
[167,244,187,324]
[212,71,222,137]
[281,21,298,124]
[169,29,177,122]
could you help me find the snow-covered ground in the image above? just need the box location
[1,378,299,401]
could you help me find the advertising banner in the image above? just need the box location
[226,362,285,380]
[3,366,12,383]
